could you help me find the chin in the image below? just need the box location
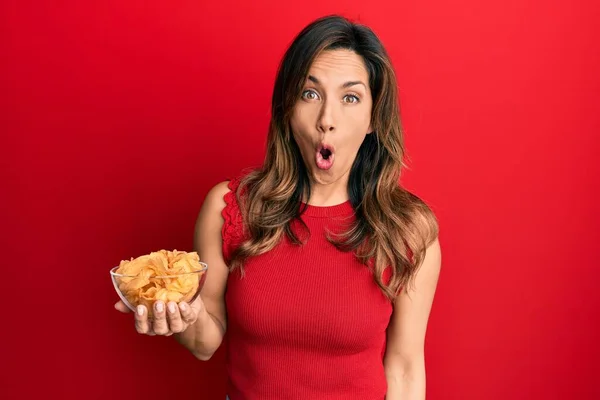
[309,167,345,185]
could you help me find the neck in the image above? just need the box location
[303,171,350,207]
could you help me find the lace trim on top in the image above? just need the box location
[221,177,246,264]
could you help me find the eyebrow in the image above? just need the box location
[308,75,366,89]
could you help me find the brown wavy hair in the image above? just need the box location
[229,15,439,300]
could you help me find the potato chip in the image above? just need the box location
[114,249,205,317]
[166,290,184,302]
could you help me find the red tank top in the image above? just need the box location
[221,176,393,399]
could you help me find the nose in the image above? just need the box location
[319,123,335,132]
[317,102,336,133]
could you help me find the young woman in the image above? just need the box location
[116,14,441,400]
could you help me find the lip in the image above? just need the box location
[315,142,335,170]
[316,142,335,154]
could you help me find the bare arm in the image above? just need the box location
[384,237,442,400]
[174,181,231,360]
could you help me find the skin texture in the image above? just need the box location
[290,49,373,206]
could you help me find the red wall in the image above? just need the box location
[2,1,599,399]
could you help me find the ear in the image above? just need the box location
[366,124,374,135]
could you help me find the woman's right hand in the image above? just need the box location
[114,295,205,336]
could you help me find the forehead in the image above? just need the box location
[308,49,369,84]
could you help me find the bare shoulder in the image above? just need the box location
[410,199,441,278]
[194,181,232,231]
[209,180,232,198]
[385,235,440,364]
[200,181,231,214]
[192,180,233,331]
[420,236,442,279]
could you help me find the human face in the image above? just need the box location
[290,49,373,187]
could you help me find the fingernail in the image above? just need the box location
[156,302,164,312]
[137,305,144,316]
[179,302,187,312]
[168,303,176,313]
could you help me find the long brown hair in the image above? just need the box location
[229,15,439,300]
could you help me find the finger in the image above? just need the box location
[166,302,184,333]
[179,302,197,325]
[114,301,131,313]
[152,301,170,335]
[134,305,151,334]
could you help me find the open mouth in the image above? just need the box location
[316,144,335,170]
[320,147,332,160]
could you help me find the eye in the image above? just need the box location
[301,89,320,101]
[343,94,360,104]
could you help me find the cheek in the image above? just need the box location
[290,107,313,143]
[340,108,371,142]
[357,105,373,130]
[347,134,368,155]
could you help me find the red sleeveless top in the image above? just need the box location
[221,176,393,399]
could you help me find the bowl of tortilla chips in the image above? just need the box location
[110,250,207,319]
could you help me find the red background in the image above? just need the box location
[2,0,599,399]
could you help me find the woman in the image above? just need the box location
[116,15,441,400]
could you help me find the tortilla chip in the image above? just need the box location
[115,250,204,316]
